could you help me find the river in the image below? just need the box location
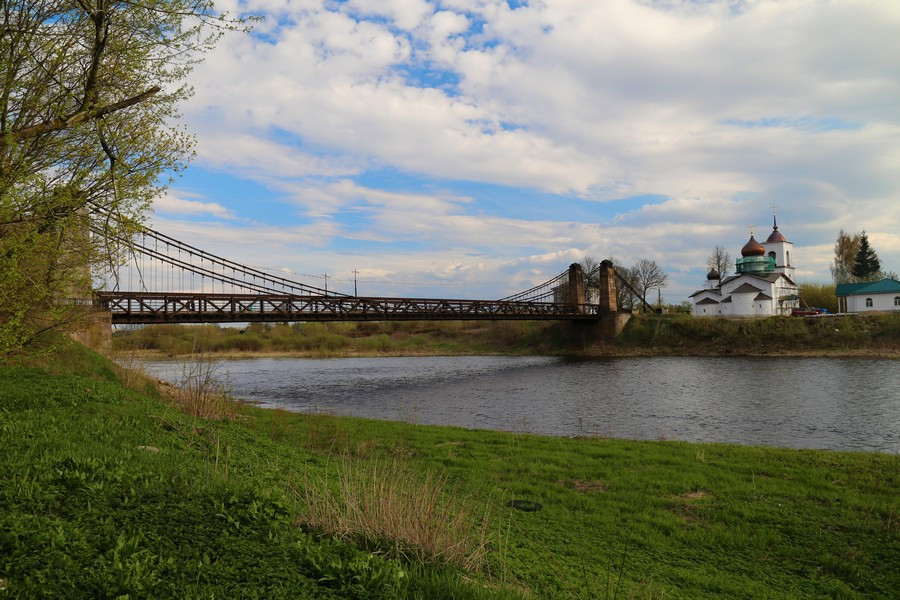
[140,356,900,453]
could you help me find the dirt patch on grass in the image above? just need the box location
[558,479,607,492]
[668,489,712,524]
[680,489,711,500]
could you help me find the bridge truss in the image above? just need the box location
[92,216,617,324]
[95,293,601,324]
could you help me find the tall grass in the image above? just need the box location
[300,456,494,571]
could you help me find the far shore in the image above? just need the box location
[110,313,899,361]
[121,346,900,360]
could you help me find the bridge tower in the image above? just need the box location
[567,263,586,313]
[565,260,631,344]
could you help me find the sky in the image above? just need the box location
[148,0,900,303]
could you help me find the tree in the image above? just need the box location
[851,231,882,281]
[0,1,235,351]
[613,261,640,310]
[632,259,668,313]
[831,230,861,284]
[706,245,732,282]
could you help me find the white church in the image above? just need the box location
[690,215,800,318]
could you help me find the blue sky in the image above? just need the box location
[148,0,900,302]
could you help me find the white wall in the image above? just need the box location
[847,293,900,312]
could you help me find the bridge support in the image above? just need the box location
[597,260,630,339]
[568,260,631,345]
[567,263,586,311]
[69,309,112,353]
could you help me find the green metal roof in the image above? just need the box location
[835,278,900,297]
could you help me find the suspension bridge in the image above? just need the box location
[90,219,643,337]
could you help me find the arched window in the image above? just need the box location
[768,251,776,261]
[894,296,900,306]
[786,250,791,266]
[865,298,873,307]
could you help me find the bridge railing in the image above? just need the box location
[95,292,601,324]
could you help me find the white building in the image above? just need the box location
[691,216,800,318]
[835,279,900,313]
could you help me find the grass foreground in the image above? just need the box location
[1,336,898,598]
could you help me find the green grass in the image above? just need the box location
[2,336,898,598]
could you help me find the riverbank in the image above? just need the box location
[586,312,900,358]
[2,336,898,598]
[111,313,900,359]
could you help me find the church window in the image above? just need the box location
[894,296,900,306]
[786,250,791,266]
[865,298,873,307]
[768,251,776,262]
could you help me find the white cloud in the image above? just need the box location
[154,192,238,220]
[149,0,900,300]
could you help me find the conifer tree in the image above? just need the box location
[850,232,881,281]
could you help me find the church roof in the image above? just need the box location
[732,283,763,294]
[741,235,765,257]
[754,292,773,301]
[689,288,721,298]
[835,278,900,297]
[721,296,732,303]
[766,229,787,243]
[765,214,787,243]
[696,297,720,305]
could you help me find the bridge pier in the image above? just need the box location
[69,309,112,353]
[596,260,630,339]
[567,260,631,345]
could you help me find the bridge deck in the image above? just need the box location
[94,292,603,324]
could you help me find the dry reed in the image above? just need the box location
[299,456,493,571]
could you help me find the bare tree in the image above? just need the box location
[611,260,640,310]
[581,255,638,309]
[706,246,732,280]
[633,259,669,313]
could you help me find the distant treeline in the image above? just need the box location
[112,310,899,358]
[112,320,558,357]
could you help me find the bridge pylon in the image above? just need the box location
[567,259,631,345]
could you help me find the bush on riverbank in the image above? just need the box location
[615,312,899,354]
[112,320,553,357]
[3,336,898,598]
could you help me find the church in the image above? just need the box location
[690,216,800,318]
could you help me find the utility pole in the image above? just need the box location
[352,269,359,296]
[323,273,328,295]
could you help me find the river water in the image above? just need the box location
[140,356,900,453]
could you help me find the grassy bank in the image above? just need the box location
[111,313,900,358]
[2,337,898,598]
[611,312,900,356]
